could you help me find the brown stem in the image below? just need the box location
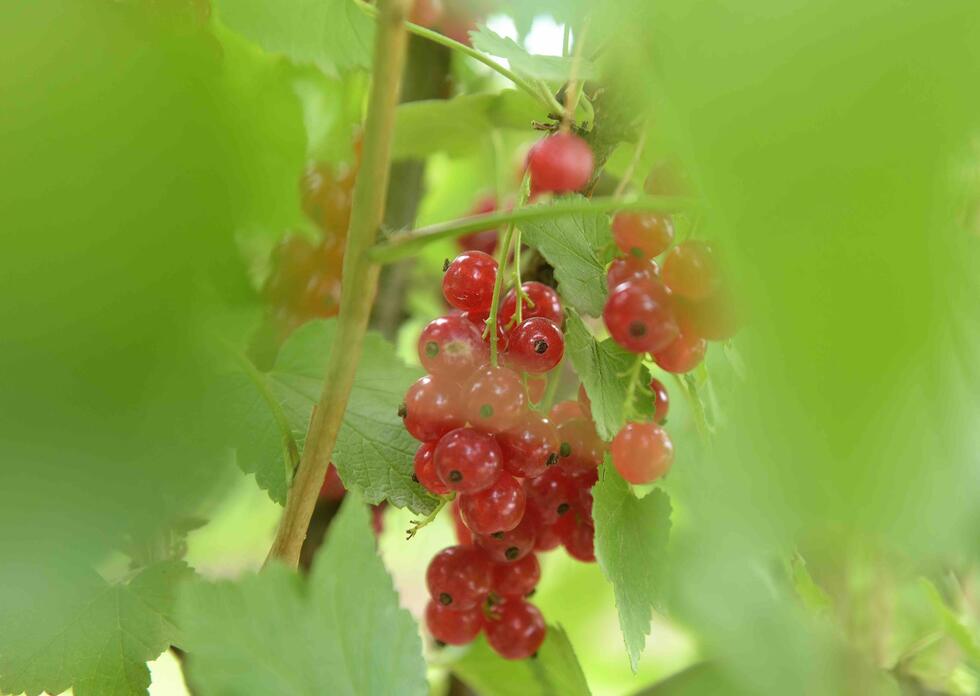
[266,0,413,568]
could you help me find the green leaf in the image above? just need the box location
[179,494,427,695]
[565,310,653,441]
[789,552,832,616]
[227,319,437,514]
[519,201,612,317]
[214,0,374,75]
[452,625,591,696]
[593,462,672,672]
[470,26,597,83]
[0,562,193,696]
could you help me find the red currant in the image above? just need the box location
[413,442,449,495]
[401,375,464,442]
[475,509,538,563]
[464,365,527,433]
[560,519,595,562]
[644,159,690,196]
[526,133,594,194]
[652,328,706,373]
[549,399,585,425]
[451,499,473,545]
[662,240,719,301]
[533,519,562,551]
[300,162,355,235]
[426,545,491,611]
[603,277,679,354]
[426,600,482,646]
[556,417,605,475]
[443,251,498,313]
[459,473,526,535]
[610,422,674,484]
[418,315,488,379]
[434,427,502,493]
[457,195,498,255]
[506,318,564,374]
[612,212,674,259]
[524,467,575,524]
[650,378,669,424]
[673,292,739,341]
[319,464,346,500]
[498,412,559,478]
[491,553,540,598]
[606,256,659,290]
[410,0,444,28]
[500,281,563,327]
[484,599,547,660]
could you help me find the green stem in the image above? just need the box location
[266,0,412,569]
[486,220,517,367]
[539,358,564,412]
[406,494,453,540]
[352,0,564,115]
[371,194,696,263]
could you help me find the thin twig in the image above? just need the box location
[613,129,648,199]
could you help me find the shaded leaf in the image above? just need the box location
[470,26,597,83]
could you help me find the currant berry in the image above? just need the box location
[491,554,540,598]
[413,442,449,495]
[426,600,482,646]
[443,251,498,313]
[560,519,596,563]
[498,412,559,478]
[484,599,547,660]
[662,240,719,301]
[673,292,739,341]
[300,162,355,234]
[434,427,502,493]
[652,328,706,373]
[526,133,594,194]
[410,0,444,28]
[603,277,679,354]
[499,281,563,327]
[263,235,318,307]
[426,545,492,611]
[507,317,564,374]
[610,422,674,484]
[650,378,669,424]
[418,315,489,379]
[319,464,346,501]
[475,509,538,563]
[644,159,690,197]
[464,365,527,433]
[457,195,498,255]
[524,467,575,525]
[556,417,605,475]
[612,212,674,259]
[401,375,464,442]
[606,256,659,290]
[533,519,562,551]
[459,473,526,535]
[549,399,585,425]
[451,499,473,545]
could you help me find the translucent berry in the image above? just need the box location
[610,422,674,484]
[556,417,605,475]
[650,378,669,424]
[434,427,502,493]
[451,499,473,545]
[612,212,674,259]
[464,365,527,433]
[459,473,526,535]
[319,464,346,501]
[426,545,492,611]
[662,240,719,301]
[652,328,706,374]
[526,133,594,194]
[475,509,538,563]
[673,292,739,341]
[603,278,679,354]
[410,0,444,28]
[484,599,547,660]
[507,317,564,374]
[524,467,575,524]
[561,519,595,563]
[500,281,563,327]
[418,315,489,379]
[402,375,464,442]
[426,600,482,646]
[533,519,562,552]
[413,442,449,495]
[607,256,659,290]
[491,554,540,598]
[549,399,585,425]
[498,412,559,478]
[443,251,498,312]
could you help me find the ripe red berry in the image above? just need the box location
[451,499,473,545]
[475,509,538,563]
[491,554,541,598]
[498,412,559,478]
[464,365,527,433]
[649,378,669,424]
[526,133,594,194]
[533,519,562,551]
[606,256,659,291]
[652,329,706,373]
[662,240,719,301]
[673,292,739,341]
[560,519,595,562]
[556,417,605,475]
[425,600,482,646]
[484,599,547,660]
[459,473,526,535]
[410,0,444,28]
[644,159,690,197]
[457,195,498,255]
[426,545,492,611]
[401,375,464,442]
[434,427,502,493]
[319,464,346,500]
[443,251,498,313]
[612,212,674,259]
[524,467,575,525]
[500,281,563,327]
[603,278,679,354]
[418,315,489,379]
[610,422,674,484]
[549,399,585,425]
[507,317,564,374]
[300,162,355,234]
[413,442,449,495]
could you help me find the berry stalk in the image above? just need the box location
[266,0,413,568]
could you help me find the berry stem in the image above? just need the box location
[511,173,533,326]
[351,0,565,116]
[265,0,412,569]
[538,357,564,412]
[371,194,696,263]
[406,493,454,540]
[486,221,516,368]
[613,128,648,199]
[561,20,589,132]
[622,353,645,422]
